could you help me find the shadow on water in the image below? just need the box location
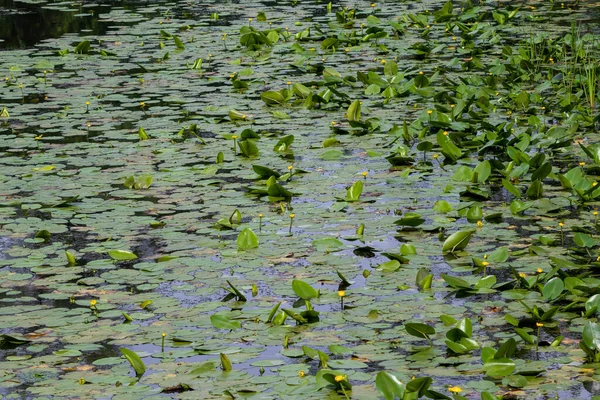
[0,0,237,50]
[0,0,109,49]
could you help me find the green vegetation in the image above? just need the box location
[1,0,600,398]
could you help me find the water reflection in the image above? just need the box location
[0,0,106,49]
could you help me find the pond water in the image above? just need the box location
[2,0,600,399]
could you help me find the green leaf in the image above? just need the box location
[35,229,51,241]
[237,228,259,251]
[336,269,351,285]
[139,300,152,309]
[261,90,286,105]
[433,200,453,213]
[313,237,343,252]
[446,340,468,354]
[376,371,405,400]
[526,180,543,199]
[474,275,496,289]
[436,130,462,161]
[583,321,600,350]
[504,375,528,388]
[452,166,473,182]
[405,376,432,396]
[502,179,521,198]
[226,280,247,301]
[510,199,532,215]
[473,160,491,182]
[292,279,318,299]
[440,315,457,326]
[238,140,259,157]
[347,99,361,122]
[328,344,353,356]
[416,268,433,290]
[253,165,281,178]
[191,58,203,69]
[65,251,76,266]
[531,162,552,181]
[138,127,149,140]
[220,353,232,371]
[266,302,281,323]
[441,274,470,289]
[346,180,363,201]
[282,308,308,324]
[74,40,91,54]
[442,230,473,252]
[489,247,509,263]
[377,260,401,272]
[483,357,515,377]
[292,82,311,98]
[108,250,138,261]
[383,60,398,77]
[317,369,352,390]
[542,277,564,301]
[173,35,185,49]
[466,205,482,222]
[574,232,595,248]
[514,328,535,344]
[120,348,146,378]
[274,135,294,152]
[494,338,516,359]
[481,392,500,400]
[210,314,241,330]
[267,183,292,198]
[586,295,600,316]
[405,323,435,339]
[394,212,425,227]
[365,84,381,95]
[190,361,216,375]
[228,109,249,121]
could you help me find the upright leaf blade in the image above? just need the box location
[346,180,363,202]
[120,348,146,378]
[376,371,405,400]
[237,228,258,250]
[442,230,473,252]
[210,314,241,330]
[292,279,318,299]
[347,100,361,122]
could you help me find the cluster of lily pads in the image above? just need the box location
[2,0,600,398]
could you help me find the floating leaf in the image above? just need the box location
[108,250,138,261]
